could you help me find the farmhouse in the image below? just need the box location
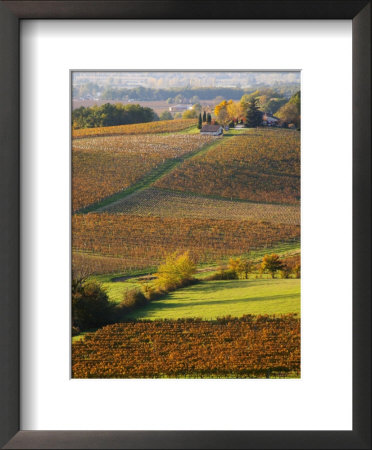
[262,113,280,126]
[200,124,224,136]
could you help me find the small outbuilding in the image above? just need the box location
[262,113,280,126]
[200,124,224,136]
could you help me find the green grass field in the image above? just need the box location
[126,278,300,321]
[88,240,300,305]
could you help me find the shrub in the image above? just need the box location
[205,269,238,281]
[159,111,173,121]
[154,251,196,292]
[292,264,301,278]
[142,284,164,301]
[72,280,115,331]
[121,289,148,311]
[261,254,285,278]
[278,266,291,279]
[72,326,81,336]
[228,257,252,279]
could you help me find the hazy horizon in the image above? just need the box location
[72,71,300,90]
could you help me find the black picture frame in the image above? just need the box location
[0,1,370,449]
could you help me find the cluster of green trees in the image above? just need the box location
[240,88,289,115]
[276,91,301,128]
[72,103,158,129]
[197,110,212,128]
[244,91,300,128]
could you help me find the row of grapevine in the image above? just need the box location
[72,213,300,271]
[72,118,196,138]
[155,129,300,205]
[72,315,301,378]
[101,187,300,225]
[72,134,216,211]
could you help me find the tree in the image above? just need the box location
[72,103,158,129]
[227,101,244,123]
[228,257,252,279]
[159,111,173,121]
[228,257,241,275]
[72,281,114,331]
[174,94,183,103]
[207,113,212,124]
[197,113,202,129]
[293,264,301,278]
[214,100,232,126]
[240,93,251,111]
[276,92,300,128]
[238,258,253,279]
[202,111,207,122]
[154,251,196,292]
[245,98,263,127]
[182,109,198,119]
[192,103,202,114]
[261,254,285,278]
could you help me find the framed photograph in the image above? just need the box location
[0,1,370,449]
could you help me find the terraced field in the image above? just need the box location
[99,187,300,224]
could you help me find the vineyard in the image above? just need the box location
[72,251,139,276]
[72,213,300,272]
[72,118,196,138]
[70,77,302,380]
[71,315,300,378]
[155,129,300,204]
[72,134,215,211]
[101,187,300,225]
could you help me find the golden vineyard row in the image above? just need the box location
[72,118,196,138]
[72,315,301,378]
[155,131,300,204]
[72,214,300,272]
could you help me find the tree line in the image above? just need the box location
[73,83,300,103]
[72,103,158,129]
[213,91,301,128]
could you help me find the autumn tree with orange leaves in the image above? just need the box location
[261,254,285,278]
